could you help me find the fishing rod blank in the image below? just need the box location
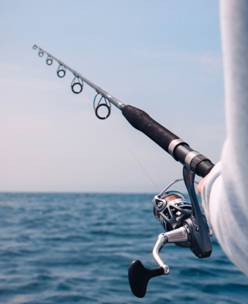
[32,44,214,177]
[33,44,124,110]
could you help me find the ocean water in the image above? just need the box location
[0,193,247,304]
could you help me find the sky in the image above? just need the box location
[0,0,225,193]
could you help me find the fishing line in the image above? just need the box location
[124,139,160,190]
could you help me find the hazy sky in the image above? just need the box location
[0,1,225,192]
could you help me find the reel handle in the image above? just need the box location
[128,260,164,298]
[128,228,188,298]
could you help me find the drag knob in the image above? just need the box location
[128,260,164,298]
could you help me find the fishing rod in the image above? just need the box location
[32,44,214,177]
[32,44,214,298]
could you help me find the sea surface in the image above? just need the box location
[0,193,247,304]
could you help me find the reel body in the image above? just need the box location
[128,166,212,298]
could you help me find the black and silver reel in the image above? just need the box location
[128,166,212,298]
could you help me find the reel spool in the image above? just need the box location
[128,166,212,298]
[71,76,84,94]
[93,93,111,120]
[153,190,192,231]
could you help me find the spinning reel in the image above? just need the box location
[128,166,212,298]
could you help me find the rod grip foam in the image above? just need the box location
[122,105,214,177]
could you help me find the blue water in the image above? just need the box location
[0,193,247,304]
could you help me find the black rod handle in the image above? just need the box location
[122,105,214,177]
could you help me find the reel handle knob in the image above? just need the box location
[128,260,164,298]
